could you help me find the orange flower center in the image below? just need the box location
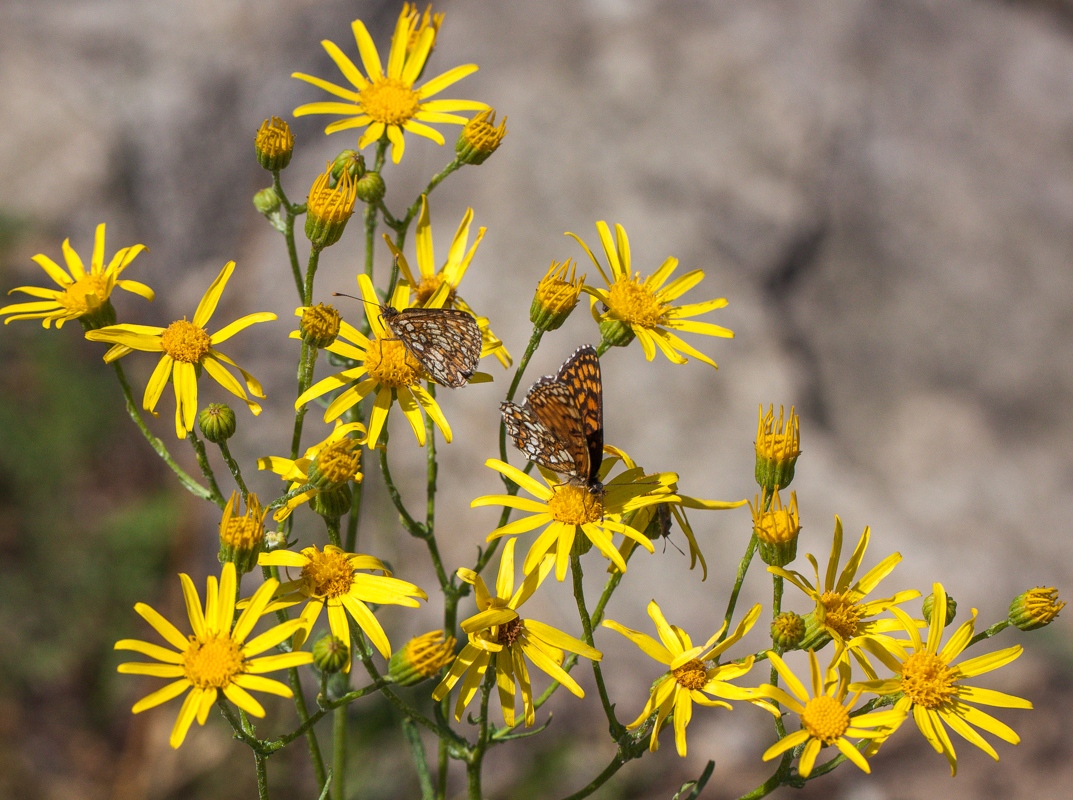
[360,78,420,126]
[497,618,524,646]
[607,275,665,328]
[547,484,604,526]
[183,634,244,689]
[365,336,423,388]
[901,651,957,709]
[300,548,355,599]
[315,439,362,485]
[222,515,263,550]
[414,274,456,307]
[59,274,110,316]
[672,659,708,691]
[820,591,863,640]
[161,319,211,363]
[800,695,850,744]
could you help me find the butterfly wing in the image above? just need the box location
[387,308,482,388]
[501,401,579,475]
[525,376,589,483]
[555,345,604,485]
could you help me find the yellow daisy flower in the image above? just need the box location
[85,261,275,439]
[472,456,678,582]
[258,544,427,672]
[851,584,1032,775]
[114,562,312,749]
[602,445,746,580]
[602,602,774,756]
[567,221,733,367]
[258,420,365,522]
[432,537,601,727]
[385,195,511,367]
[294,274,472,448]
[758,649,906,778]
[292,5,488,164]
[1,222,153,329]
[768,515,920,674]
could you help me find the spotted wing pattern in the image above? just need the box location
[381,306,482,388]
[501,344,604,488]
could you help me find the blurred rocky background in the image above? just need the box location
[1,0,1071,797]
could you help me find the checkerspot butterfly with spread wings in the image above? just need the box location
[501,345,604,491]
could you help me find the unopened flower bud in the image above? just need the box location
[311,484,352,520]
[255,116,294,171]
[355,171,386,204]
[307,438,362,490]
[530,259,584,332]
[388,631,456,686]
[199,403,236,444]
[750,489,800,567]
[253,187,282,215]
[456,109,507,166]
[771,612,805,651]
[755,405,800,493]
[300,303,341,348]
[922,591,957,627]
[313,634,350,674]
[1009,587,1065,631]
[797,610,832,653]
[598,317,635,349]
[305,165,357,249]
[331,150,366,183]
[218,492,267,575]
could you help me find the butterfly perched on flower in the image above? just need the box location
[501,345,604,491]
[338,290,483,388]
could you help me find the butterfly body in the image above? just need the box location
[502,345,604,493]
[376,304,482,389]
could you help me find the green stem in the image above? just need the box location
[570,554,621,737]
[273,171,305,301]
[325,516,342,548]
[187,429,226,508]
[304,247,322,307]
[378,442,427,538]
[332,706,346,800]
[403,718,436,800]
[288,666,330,794]
[362,140,389,280]
[290,341,317,460]
[720,533,758,641]
[345,481,362,552]
[595,340,612,357]
[110,362,214,503]
[968,619,1011,647]
[218,439,249,501]
[426,385,438,533]
[558,755,626,800]
[466,669,495,800]
[437,740,448,800]
[256,752,270,800]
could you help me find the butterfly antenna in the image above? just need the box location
[332,291,380,310]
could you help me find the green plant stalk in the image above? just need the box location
[110,362,215,503]
[290,341,319,460]
[325,516,342,548]
[466,668,496,800]
[218,439,249,501]
[570,554,622,737]
[187,428,226,507]
[362,140,389,280]
[273,170,305,301]
[379,442,427,538]
[289,666,330,792]
[968,619,1011,647]
[720,533,758,641]
[333,705,346,800]
[595,340,612,358]
[559,754,625,800]
[403,717,436,800]
[345,479,362,552]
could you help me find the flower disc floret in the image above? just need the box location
[672,659,708,691]
[183,635,244,689]
[160,319,211,363]
[300,546,356,598]
[801,695,850,744]
[313,438,362,486]
[900,651,957,709]
[820,591,863,640]
[365,337,424,387]
[360,78,420,124]
[607,276,665,327]
[547,484,604,526]
[300,303,341,347]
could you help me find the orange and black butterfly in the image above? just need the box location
[501,345,604,492]
[378,304,482,388]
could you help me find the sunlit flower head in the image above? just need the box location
[530,259,585,333]
[1,223,153,329]
[385,195,511,367]
[769,515,920,675]
[85,261,275,439]
[218,491,268,575]
[432,538,601,726]
[603,602,774,756]
[602,445,746,580]
[293,275,477,448]
[455,108,507,165]
[755,404,801,493]
[1009,586,1065,631]
[114,562,312,748]
[851,584,1033,775]
[258,544,427,672]
[292,5,488,164]
[567,221,733,367]
[388,630,456,686]
[258,420,365,522]
[758,649,906,777]
[473,454,679,582]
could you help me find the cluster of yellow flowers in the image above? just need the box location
[3,4,1063,798]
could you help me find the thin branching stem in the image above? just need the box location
[187,429,226,508]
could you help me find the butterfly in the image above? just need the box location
[501,345,604,492]
[336,292,483,388]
